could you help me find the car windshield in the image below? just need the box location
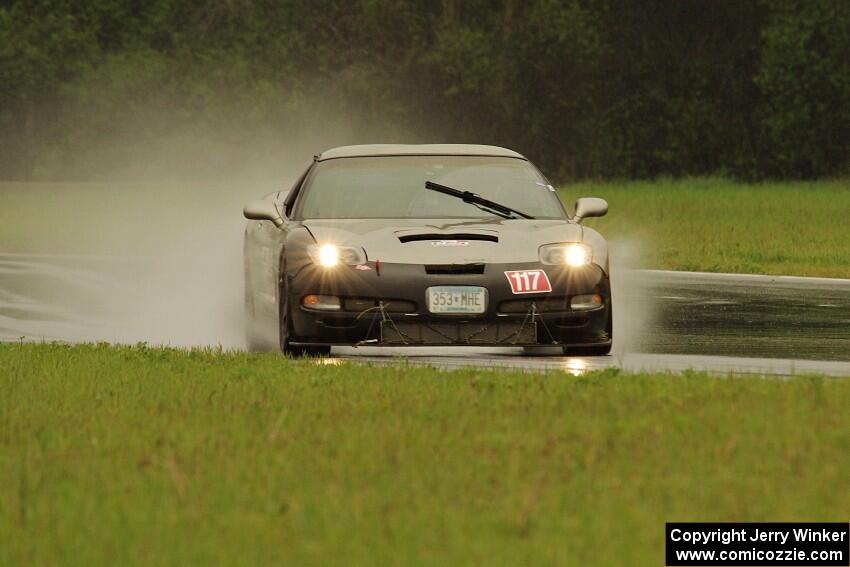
[294,156,565,220]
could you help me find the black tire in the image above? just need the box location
[561,304,613,357]
[279,274,331,357]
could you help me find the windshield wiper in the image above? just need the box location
[425,181,535,219]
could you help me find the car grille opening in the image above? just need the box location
[397,233,498,244]
[342,298,417,313]
[498,297,570,313]
[381,321,537,345]
[553,316,590,328]
[316,316,360,328]
[424,263,485,275]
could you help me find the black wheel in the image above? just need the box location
[279,275,331,357]
[561,304,613,357]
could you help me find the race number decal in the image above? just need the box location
[504,270,552,294]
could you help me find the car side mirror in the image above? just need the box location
[243,199,284,227]
[573,197,608,223]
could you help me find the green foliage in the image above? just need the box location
[755,0,850,178]
[0,0,848,180]
[1,342,849,565]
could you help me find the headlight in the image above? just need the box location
[539,243,592,267]
[308,244,367,268]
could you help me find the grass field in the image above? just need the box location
[1,178,848,277]
[2,343,849,566]
[557,178,850,278]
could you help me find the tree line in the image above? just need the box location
[1,0,848,181]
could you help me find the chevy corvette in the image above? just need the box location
[243,144,611,356]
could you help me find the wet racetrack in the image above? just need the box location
[1,253,849,376]
[624,270,850,361]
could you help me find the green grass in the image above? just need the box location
[1,178,849,276]
[2,343,848,566]
[558,178,850,277]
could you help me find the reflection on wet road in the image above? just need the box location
[1,254,848,376]
[632,270,850,362]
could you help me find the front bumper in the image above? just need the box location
[285,261,611,347]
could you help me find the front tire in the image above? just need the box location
[279,275,331,357]
[561,303,613,357]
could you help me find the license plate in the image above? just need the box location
[426,286,487,314]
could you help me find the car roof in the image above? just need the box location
[316,144,527,161]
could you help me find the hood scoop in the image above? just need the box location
[397,232,498,244]
[425,263,485,275]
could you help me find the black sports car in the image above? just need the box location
[243,144,611,356]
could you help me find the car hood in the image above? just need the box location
[301,218,584,264]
